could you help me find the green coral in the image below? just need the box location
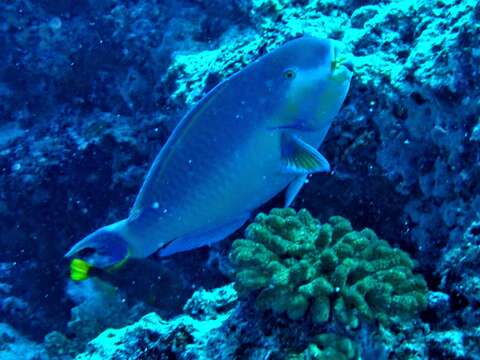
[286,333,358,360]
[230,208,427,330]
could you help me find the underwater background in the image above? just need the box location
[0,0,479,359]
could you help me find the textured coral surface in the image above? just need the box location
[231,208,427,329]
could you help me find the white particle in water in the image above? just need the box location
[49,17,62,30]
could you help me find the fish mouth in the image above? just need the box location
[330,45,354,83]
[331,55,354,74]
[331,63,353,84]
[330,42,354,74]
[340,59,354,72]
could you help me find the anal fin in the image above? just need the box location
[157,213,250,257]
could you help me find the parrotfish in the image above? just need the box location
[66,36,353,280]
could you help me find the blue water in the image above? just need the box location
[0,1,479,359]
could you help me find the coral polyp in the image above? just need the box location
[230,208,427,329]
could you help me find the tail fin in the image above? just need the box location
[70,258,92,281]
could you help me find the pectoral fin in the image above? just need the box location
[281,133,331,174]
[285,175,308,207]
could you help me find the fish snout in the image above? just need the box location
[330,58,354,84]
[329,42,354,84]
[331,54,354,74]
[330,41,354,77]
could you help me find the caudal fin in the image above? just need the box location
[70,258,92,281]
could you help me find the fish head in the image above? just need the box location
[65,224,130,271]
[264,36,353,131]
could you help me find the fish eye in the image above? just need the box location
[283,68,296,80]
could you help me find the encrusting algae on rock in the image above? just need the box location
[287,333,359,360]
[229,208,428,331]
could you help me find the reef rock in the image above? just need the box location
[76,284,237,360]
[0,322,48,360]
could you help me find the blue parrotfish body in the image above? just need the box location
[66,36,353,274]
